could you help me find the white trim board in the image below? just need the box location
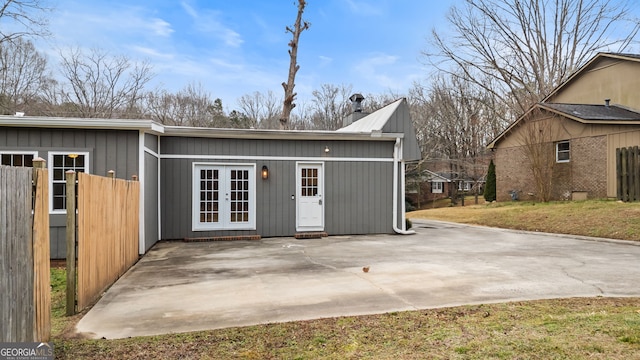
[160,154,393,162]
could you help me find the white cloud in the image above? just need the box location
[180,1,243,48]
[131,46,174,59]
[354,53,406,89]
[318,55,333,67]
[343,0,385,16]
[149,18,174,37]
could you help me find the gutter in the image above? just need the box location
[392,137,415,235]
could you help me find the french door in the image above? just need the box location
[193,164,255,231]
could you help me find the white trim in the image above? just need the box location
[48,151,90,214]
[192,162,257,231]
[157,135,162,242]
[144,147,159,158]
[0,150,38,166]
[431,181,444,194]
[161,154,392,162]
[138,131,145,255]
[556,140,570,163]
[0,116,164,133]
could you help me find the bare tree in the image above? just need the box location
[0,38,50,114]
[279,0,309,130]
[415,72,499,204]
[53,47,153,118]
[145,82,230,127]
[426,0,640,122]
[237,90,281,129]
[518,113,559,202]
[0,0,51,44]
[308,83,352,130]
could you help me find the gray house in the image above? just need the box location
[0,98,420,259]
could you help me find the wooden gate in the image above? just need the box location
[66,172,139,313]
[616,146,640,202]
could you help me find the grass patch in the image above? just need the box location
[409,199,640,241]
[52,297,640,359]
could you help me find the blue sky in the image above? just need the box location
[38,0,459,110]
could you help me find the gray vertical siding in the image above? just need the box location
[325,161,394,234]
[0,127,140,258]
[144,151,159,251]
[160,136,396,239]
[144,133,159,153]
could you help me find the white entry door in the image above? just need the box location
[296,162,324,231]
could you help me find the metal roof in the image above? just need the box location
[337,98,403,133]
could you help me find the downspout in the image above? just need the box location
[393,137,415,235]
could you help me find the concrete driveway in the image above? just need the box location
[76,220,640,339]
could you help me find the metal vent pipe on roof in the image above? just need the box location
[605,98,610,107]
[349,93,365,113]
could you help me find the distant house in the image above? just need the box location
[0,97,421,259]
[487,53,640,202]
[406,169,451,205]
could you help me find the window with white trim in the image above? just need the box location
[49,152,89,212]
[431,181,443,194]
[556,140,570,163]
[0,151,37,167]
[192,163,256,231]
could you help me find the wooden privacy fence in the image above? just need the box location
[67,171,140,313]
[616,146,640,202]
[0,161,50,342]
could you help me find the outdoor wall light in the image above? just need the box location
[324,146,330,153]
[261,165,269,180]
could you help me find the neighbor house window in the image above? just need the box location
[0,151,37,167]
[556,141,570,162]
[192,163,256,231]
[48,152,89,212]
[431,181,443,194]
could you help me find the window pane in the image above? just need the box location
[54,155,63,167]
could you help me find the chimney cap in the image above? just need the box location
[605,98,611,107]
[349,93,365,102]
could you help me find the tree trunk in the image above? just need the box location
[280,0,309,130]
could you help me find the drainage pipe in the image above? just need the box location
[392,137,415,235]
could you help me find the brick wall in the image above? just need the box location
[494,147,534,202]
[570,135,607,198]
[494,135,607,201]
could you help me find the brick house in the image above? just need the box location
[406,169,451,206]
[487,53,640,202]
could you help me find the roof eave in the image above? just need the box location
[0,115,165,133]
[163,126,403,141]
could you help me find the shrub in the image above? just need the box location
[484,159,496,202]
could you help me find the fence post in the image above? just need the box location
[65,170,77,316]
[131,175,138,181]
[31,158,50,341]
[107,170,115,179]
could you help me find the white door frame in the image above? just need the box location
[295,162,324,232]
